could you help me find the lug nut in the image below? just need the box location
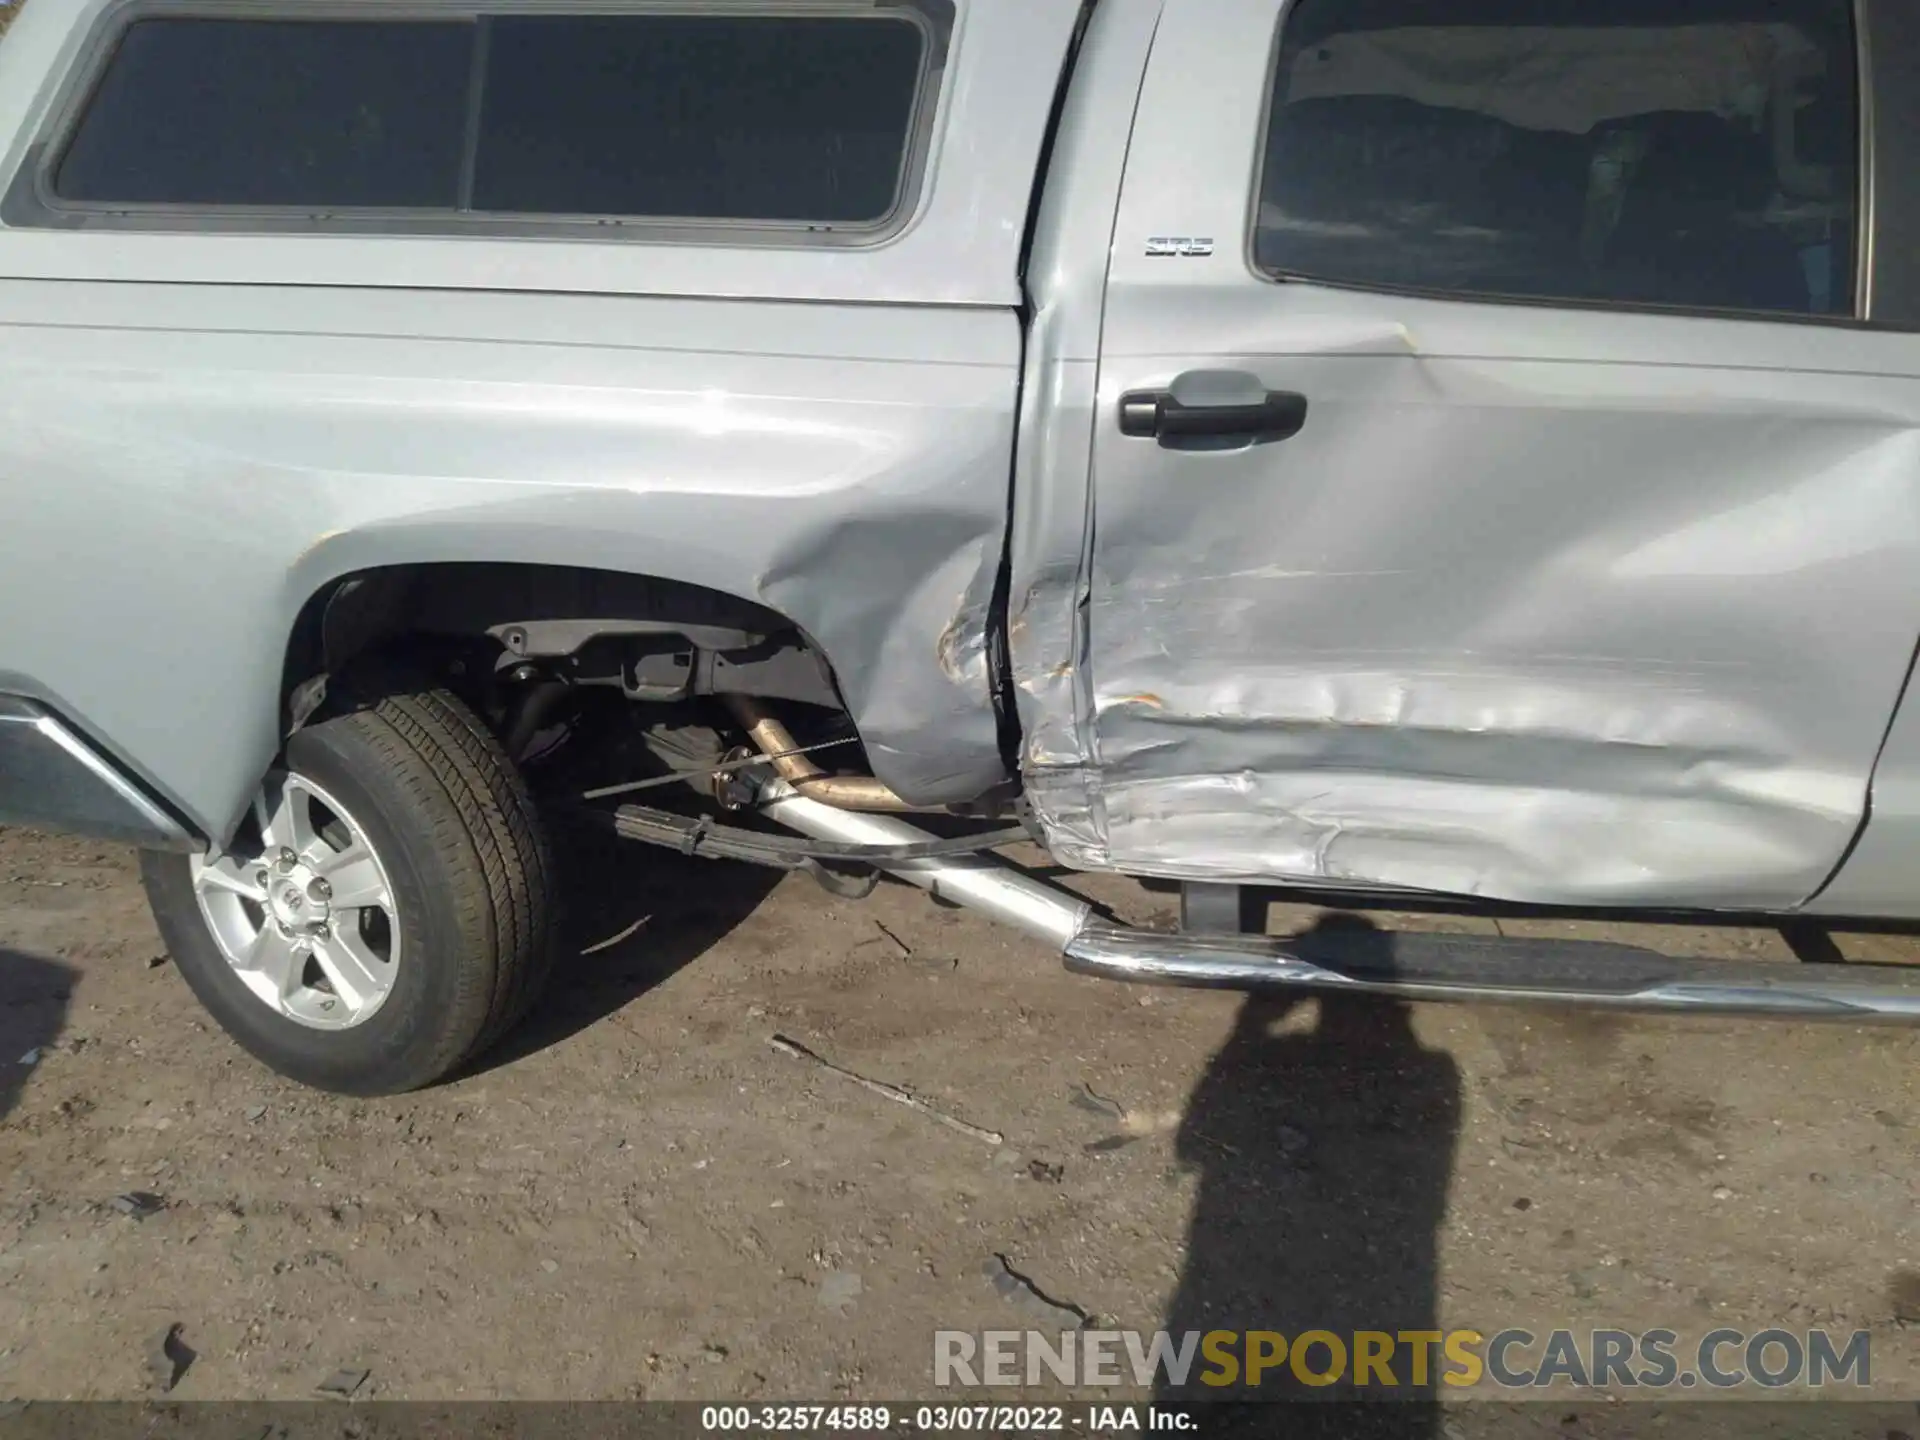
[308,877,332,902]
[277,848,298,872]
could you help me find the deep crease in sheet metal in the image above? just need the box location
[1020,316,1920,908]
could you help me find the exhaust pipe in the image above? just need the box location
[752,778,1093,950]
[724,695,921,812]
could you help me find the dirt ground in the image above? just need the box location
[2,817,1918,1427]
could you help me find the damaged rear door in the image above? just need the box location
[1079,0,1920,907]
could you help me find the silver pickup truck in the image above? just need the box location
[4,0,1920,1094]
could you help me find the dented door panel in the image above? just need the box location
[1078,305,1920,906]
[1029,0,1920,909]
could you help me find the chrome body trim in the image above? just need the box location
[0,695,197,850]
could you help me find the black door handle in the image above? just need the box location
[1118,388,1309,442]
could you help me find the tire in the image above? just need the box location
[142,683,557,1095]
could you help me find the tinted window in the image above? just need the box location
[475,16,925,223]
[56,20,472,208]
[1256,0,1859,317]
[48,11,929,229]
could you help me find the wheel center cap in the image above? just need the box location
[266,863,330,933]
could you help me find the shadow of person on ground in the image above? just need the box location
[1159,914,1462,1438]
[0,946,78,1124]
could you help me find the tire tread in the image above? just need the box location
[341,686,558,1071]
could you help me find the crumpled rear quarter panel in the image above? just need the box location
[0,0,1087,841]
[0,284,1021,838]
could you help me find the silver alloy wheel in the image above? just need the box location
[189,771,402,1031]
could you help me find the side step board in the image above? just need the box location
[748,778,1920,1024]
[1065,923,1920,1023]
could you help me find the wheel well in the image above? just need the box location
[281,562,845,731]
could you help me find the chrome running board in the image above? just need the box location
[1065,923,1920,1022]
[751,779,1920,1024]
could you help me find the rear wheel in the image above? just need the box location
[142,683,557,1095]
